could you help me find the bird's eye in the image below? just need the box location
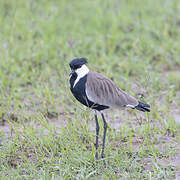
[74,65,82,69]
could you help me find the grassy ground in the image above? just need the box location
[0,0,180,179]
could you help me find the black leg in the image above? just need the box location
[101,112,107,159]
[94,111,100,159]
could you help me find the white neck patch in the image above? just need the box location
[73,64,89,87]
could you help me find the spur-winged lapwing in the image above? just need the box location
[69,58,150,159]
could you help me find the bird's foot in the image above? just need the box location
[101,153,106,167]
[95,152,98,160]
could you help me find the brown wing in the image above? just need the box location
[86,71,138,108]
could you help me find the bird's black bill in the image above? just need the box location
[69,69,75,77]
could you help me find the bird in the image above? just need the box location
[69,57,150,160]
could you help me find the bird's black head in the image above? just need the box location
[69,58,87,70]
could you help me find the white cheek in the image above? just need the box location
[73,65,89,87]
[76,65,89,76]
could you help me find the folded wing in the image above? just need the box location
[86,71,138,108]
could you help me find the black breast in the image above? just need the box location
[70,75,109,111]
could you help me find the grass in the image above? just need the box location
[0,0,180,179]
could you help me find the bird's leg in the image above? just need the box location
[101,112,107,159]
[94,110,99,160]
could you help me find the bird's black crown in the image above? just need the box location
[69,58,87,69]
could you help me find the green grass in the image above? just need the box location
[0,0,180,179]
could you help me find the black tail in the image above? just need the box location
[135,101,150,112]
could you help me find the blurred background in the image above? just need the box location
[0,0,180,179]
